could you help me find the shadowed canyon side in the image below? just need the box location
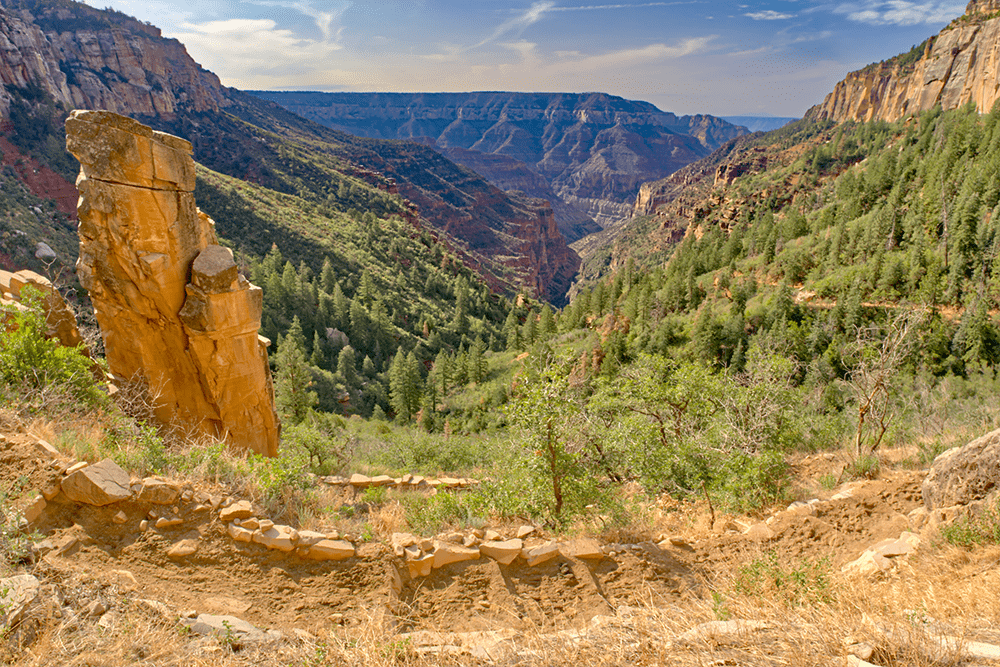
[0,0,578,304]
[251,91,748,241]
[66,110,280,456]
[808,0,1000,123]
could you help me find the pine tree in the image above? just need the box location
[274,316,317,424]
[337,345,357,387]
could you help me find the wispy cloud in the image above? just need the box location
[550,1,698,9]
[251,0,351,42]
[745,10,795,19]
[472,1,554,49]
[832,1,964,25]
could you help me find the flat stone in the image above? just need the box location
[239,517,260,530]
[41,483,61,501]
[167,539,199,559]
[369,475,393,487]
[33,439,61,458]
[227,523,253,543]
[253,525,298,552]
[559,539,603,560]
[439,477,462,488]
[136,478,181,505]
[480,539,523,565]
[842,550,892,576]
[202,596,251,615]
[303,540,355,561]
[112,510,128,524]
[523,541,560,567]
[61,459,131,506]
[65,461,88,475]
[219,500,254,522]
[516,525,536,539]
[182,614,266,642]
[432,540,480,568]
[258,519,274,532]
[297,530,327,546]
[349,474,372,488]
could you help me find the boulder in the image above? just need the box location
[61,459,131,506]
[66,110,280,457]
[923,428,1000,509]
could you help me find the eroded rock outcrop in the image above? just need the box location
[66,109,279,456]
[923,427,1000,509]
[809,1,1000,123]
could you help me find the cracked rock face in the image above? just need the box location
[66,109,279,456]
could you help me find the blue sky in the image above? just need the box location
[82,0,967,117]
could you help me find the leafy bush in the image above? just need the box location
[941,502,1000,548]
[733,551,833,605]
[0,289,103,405]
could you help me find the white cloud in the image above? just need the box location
[745,10,795,19]
[833,1,965,25]
[169,18,346,88]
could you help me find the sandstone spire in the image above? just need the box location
[66,110,280,456]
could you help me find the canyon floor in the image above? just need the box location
[3,419,1000,667]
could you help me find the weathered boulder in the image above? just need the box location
[923,428,1000,509]
[65,110,279,456]
[61,459,131,506]
[432,540,480,568]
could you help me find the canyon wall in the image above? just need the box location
[253,91,747,238]
[809,1,1000,123]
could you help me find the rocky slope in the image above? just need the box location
[252,91,748,240]
[0,0,578,303]
[808,0,1000,123]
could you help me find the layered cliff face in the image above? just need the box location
[252,91,747,240]
[0,0,227,118]
[808,0,1000,123]
[0,0,578,303]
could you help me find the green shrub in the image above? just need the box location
[941,502,1000,548]
[733,551,832,605]
[0,289,103,405]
